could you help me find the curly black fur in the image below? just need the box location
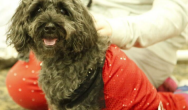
[7,0,110,110]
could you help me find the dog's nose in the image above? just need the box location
[44,23,56,33]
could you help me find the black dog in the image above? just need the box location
[8,1,172,110]
[7,0,109,109]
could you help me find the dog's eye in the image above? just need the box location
[60,8,67,15]
[37,7,42,12]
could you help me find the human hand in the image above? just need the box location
[93,16,112,37]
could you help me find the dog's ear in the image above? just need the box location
[68,0,98,53]
[6,0,31,61]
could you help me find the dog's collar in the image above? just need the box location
[64,57,106,109]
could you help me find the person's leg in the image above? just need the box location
[6,52,48,110]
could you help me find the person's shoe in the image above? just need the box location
[0,57,17,69]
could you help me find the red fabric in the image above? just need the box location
[6,52,48,110]
[102,45,187,110]
[6,45,188,110]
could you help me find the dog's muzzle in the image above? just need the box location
[43,22,58,47]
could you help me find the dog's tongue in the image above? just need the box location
[43,39,57,46]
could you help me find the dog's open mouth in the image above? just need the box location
[43,38,58,46]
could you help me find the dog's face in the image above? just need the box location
[7,0,98,60]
